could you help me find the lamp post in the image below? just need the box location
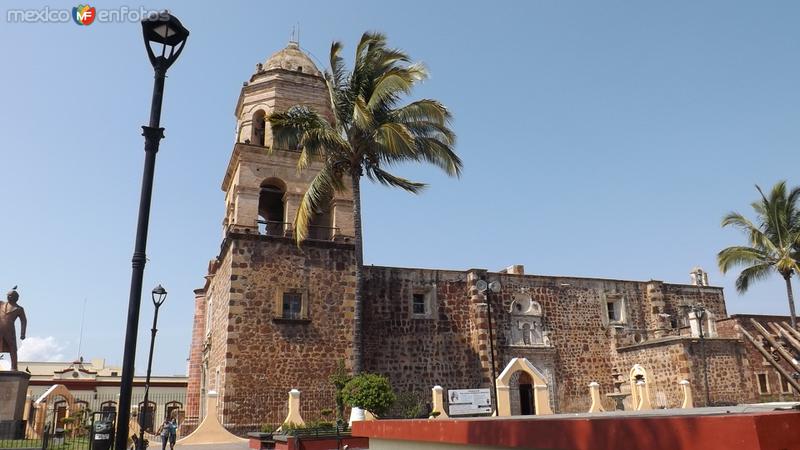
[137,285,167,450]
[692,305,711,407]
[476,279,501,413]
[116,12,188,450]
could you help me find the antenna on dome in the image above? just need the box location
[77,298,87,360]
[290,23,300,45]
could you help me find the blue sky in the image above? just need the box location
[0,1,798,375]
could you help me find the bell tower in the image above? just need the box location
[187,42,358,430]
[221,41,353,239]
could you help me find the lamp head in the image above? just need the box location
[152,284,167,307]
[692,304,706,319]
[141,11,189,71]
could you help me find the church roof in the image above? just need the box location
[263,41,322,77]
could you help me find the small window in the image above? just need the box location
[780,375,792,394]
[110,371,118,377]
[282,293,303,320]
[757,373,770,394]
[413,293,426,315]
[603,295,626,326]
[606,302,616,321]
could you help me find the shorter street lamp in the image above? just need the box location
[692,304,711,407]
[138,284,168,450]
[476,279,501,413]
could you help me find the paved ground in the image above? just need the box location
[174,444,249,450]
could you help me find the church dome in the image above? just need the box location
[263,42,322,77]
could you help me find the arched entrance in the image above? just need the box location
[496,358,553,416]
[32,385,77,438]
[518,372,535,415]
[509,371,535,415]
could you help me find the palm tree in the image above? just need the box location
[268,32,462,373]
[718,181,800,327]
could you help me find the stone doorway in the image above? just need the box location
[496,357,553,416]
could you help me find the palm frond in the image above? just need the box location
[393,100,452,127]
[294,165,346,243]
[718,246,772,274]
[364,165,426,193]
[353,96,375,131]
[268,106,328,150]
[413,136,462,177]
[298,127,350,170]
[735,263,774,293]
[374,122,417,157]
[366,65,428,110]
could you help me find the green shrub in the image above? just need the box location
[330,359,351,421]
[341,373,396,417]
[260,423,281,433]
[391,392,424,419]
[275,420,337,435]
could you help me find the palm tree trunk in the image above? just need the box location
[350,172,364,374]
[785,274,797,329]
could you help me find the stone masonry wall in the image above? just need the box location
[219,234,356,426]
[359,269,731,414]
[686,338,755,406]
[361,267,484,405]
[615,340,690,409]
[192,257,751,423]
[206,245,233,402]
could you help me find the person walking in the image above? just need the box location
[156,414,178,450]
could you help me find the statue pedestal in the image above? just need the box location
[0,371,30,439]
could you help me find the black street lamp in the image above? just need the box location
[476,279,501,413]
[116,12,188,450]
[692,304,711,407]
[137,285,168,450]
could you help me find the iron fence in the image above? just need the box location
[218,390,338,436]
[0,392,187,450]
[256,220,339,241]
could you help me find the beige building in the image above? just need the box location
[21,357,187,432]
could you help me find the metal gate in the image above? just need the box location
[0,407,95,450]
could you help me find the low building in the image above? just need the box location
[21,357,187,432]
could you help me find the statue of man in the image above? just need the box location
[0,287,26,371]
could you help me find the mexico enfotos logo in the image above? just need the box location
[6,5,168,24]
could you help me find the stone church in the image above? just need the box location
[186,41,779,429]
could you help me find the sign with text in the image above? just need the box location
[447,388,492,415]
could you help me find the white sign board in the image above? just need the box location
[447,388,492,415]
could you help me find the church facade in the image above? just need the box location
[186,42,771,429]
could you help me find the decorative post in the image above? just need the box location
[588,382,605,413]
[679,380,694,408]
[430,386,448,419]
[282,389,305,427]
[635,381,652,410]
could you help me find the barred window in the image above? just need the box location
[282,293,303,320]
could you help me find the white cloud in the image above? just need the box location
[18,336,67,362]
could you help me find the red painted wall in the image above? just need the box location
[353,412,800,450]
